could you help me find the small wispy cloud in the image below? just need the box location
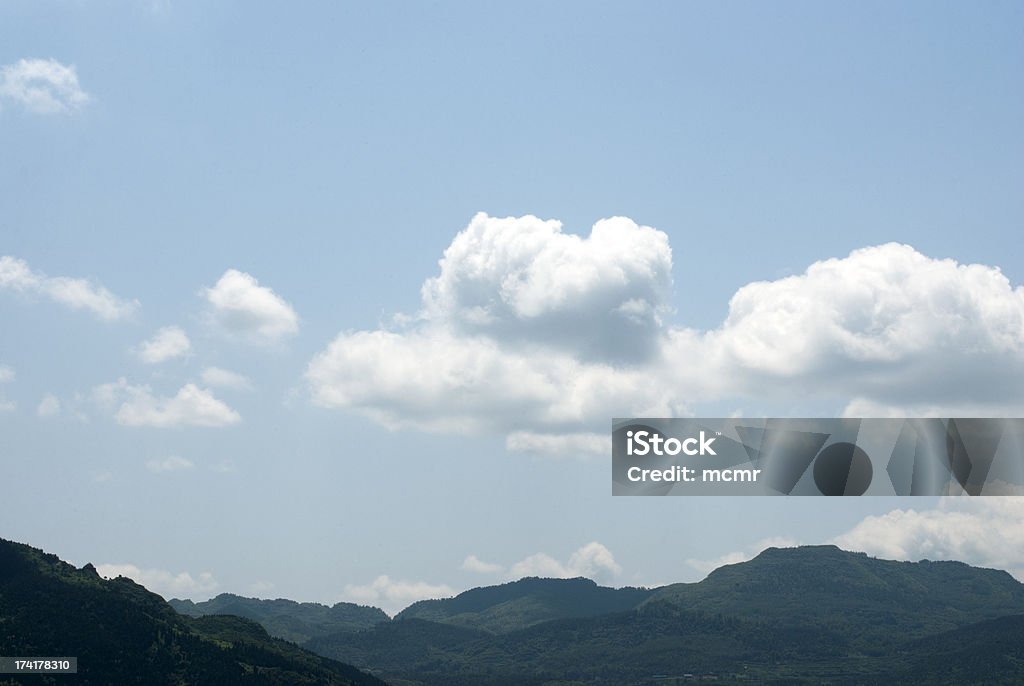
[685,537,800,579]
[0,58,90,114]
[342,575,455,616]
[37,393,61,418]
[97,563,218,600]
[0,365,15,411]
[200,366,253,391]
[463,542,623,585]
[204,269,299,344]
[505,431,609,458]
[0,256,138,321]
[508,542,622,583]
[137,326,191,364]
[145,456,195,473]
[93,378,240,428]
[461,554,503,574]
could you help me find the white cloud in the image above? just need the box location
[686,537,800,578]
[506,553,568,579]
[505,431,609,457]
[36,393,61,417]
[93,378,241,428]
[566,541,623,580]
[307,327,684,435]
[420,212,673,361]
[204,269,299,343]
[461,554,503,574]
[200,366,253,390]
[145,456,195,473]
[841,396,1024,419]
[0,365,14,411]
[832,498,1024,580]
[0,256,138,321]
[97,563,218,600]
[306,215,1024,454]
[473,542,623,585]
[705,243,1024,397]
[137,326,191,364]
[510,546,623,581]
[342,575,455,616]
[0,58,90,114]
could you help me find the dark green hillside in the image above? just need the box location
[307,618,491,675]
[891,614,1024,685]
[171,594,388,644]
[649,545,1024,650]
[0,538,388,686]
[305,546,1024,686]
[309,603,843,685]
[395,576,654,633]
[9,538,1024,686]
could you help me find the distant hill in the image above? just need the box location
[23,536,1024,685]
[0,538,388,686]
[649,545,1024,650]
[171,594,388,644]
[305,546,1024,685]
[395,576,655,633]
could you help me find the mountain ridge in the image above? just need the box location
[395,575,656,633]
[302,545,1024,685]
[0,538,388,686]
[170,593,389,644]
[10,537,1024,684]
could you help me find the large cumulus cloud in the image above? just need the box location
[307,213,1024,455]
[420,213,673,362]
[709,243,1024,405]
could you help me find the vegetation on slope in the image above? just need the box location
[0,538,388,686]
[171,594,388,644]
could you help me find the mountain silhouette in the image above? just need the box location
[0,538,388,686]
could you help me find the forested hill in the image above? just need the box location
[303,546,1024,685]
[395,575,655,632]
[13,535,1024,685]
[0,538,388,686]
[170,593,388,644]
[648,544,1024,645]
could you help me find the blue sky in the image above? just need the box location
[1,1,1023,613]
